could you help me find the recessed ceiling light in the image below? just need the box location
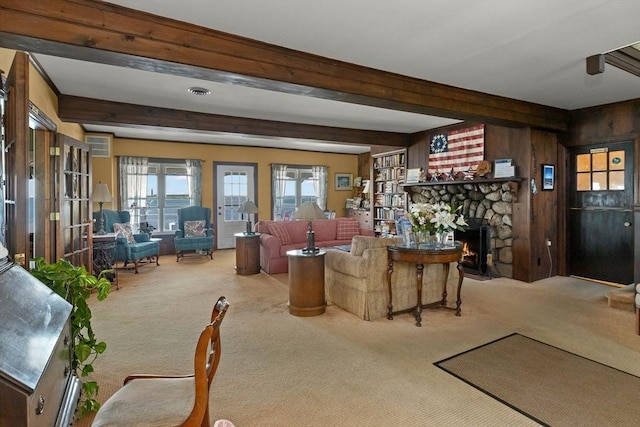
[187,87,211,96]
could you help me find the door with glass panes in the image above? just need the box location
[215,163,257,249]
[568,141,634,285]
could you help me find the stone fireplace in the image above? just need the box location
[405,181,516,278]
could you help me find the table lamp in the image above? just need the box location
[292,202,326,253]
[237,201,259,234]
[361,179,371,208]
[92,182,113,235]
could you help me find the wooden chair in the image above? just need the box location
[204,297,230,424]
[92,298,230,427]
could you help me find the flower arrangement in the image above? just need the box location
[407,201,468,234]
[407,202,435,233]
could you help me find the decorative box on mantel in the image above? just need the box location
[402,178,522,279]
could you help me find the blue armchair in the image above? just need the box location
[93,209,160,273]
[174,206,215,261]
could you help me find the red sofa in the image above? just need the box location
[255,218,374,274]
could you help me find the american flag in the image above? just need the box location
[428,124,485,174]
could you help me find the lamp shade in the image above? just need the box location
[92,182,113,203]
[292,202,326,220]
[237,200,259,215]
[362,180,370,195]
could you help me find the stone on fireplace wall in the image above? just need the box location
[406,181,516,278]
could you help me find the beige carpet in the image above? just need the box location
[435,333,640,426]
[75,249,640,427]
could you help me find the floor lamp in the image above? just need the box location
[237,201,259,234]
[92,182,113,235]
[292,202,326,253]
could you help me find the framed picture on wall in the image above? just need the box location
[335,173,353,191]
[542,164,555,191]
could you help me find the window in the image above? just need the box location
[271,164,327,220]
[223,171,248,222]
[576,149,625,191]
[120,158,202,232]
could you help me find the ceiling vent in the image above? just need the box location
[85,134,112,158]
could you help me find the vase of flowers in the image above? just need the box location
[407,201,467,247]
[407,202,434,244]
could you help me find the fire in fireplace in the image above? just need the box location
[455,222,491,276]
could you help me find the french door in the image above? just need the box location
[568,141,634,285]
[215,163,257,249]
[55,134,93,269]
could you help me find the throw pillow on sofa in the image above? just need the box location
[184,220,206,237]
[268,222,292,245]
[113,222,136,244]
[336,219,360,240]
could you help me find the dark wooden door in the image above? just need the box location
[568,141,634,285]
[3,52,29,265]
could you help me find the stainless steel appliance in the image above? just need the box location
[0,258,82,427]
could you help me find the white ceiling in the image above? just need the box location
[33,0,640,154]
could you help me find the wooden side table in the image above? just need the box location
[235,232,261,275]
[387,243,463,327]
[286,249,326,316]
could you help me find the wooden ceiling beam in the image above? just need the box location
[58,95,410,147]
[0,0,569,131]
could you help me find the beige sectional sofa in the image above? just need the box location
[324,235,461,321]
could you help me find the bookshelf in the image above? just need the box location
[372,149,407,236]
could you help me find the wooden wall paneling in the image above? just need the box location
[568,99,639,146]
[529,129,559,282]
[556,144,569,277]
[357,152,370,180]
[407,132,429,170]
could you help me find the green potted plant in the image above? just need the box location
[31,257,112,416]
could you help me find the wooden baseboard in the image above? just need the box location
[570,275,626,288]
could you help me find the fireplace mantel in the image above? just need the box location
[401,177,523,201]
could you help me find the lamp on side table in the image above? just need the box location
[292,202,326,253]
[92,182,112,235]
[237,201,259,234]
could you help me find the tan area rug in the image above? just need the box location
[435,333,640,426]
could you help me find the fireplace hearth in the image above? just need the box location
[455,221,491,276]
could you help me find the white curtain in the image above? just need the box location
[185,159,202,206]
[119,156,148,227]
[312,165,328,210]
[271,164,288,219]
